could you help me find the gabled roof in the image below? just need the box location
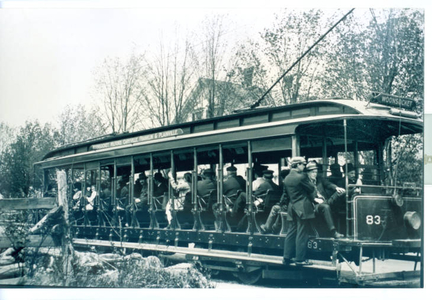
[178,78,266,122]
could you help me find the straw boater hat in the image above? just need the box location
[305,161,318,172]
[291,156,307,166]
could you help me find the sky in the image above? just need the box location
[0,1,287,128]
[1,0,430,129]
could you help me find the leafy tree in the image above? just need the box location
[387,134,423,186]
[260,9,328,104]
[0,122,16,196]
[0,121,56,197]
[317,9,424,106]
[0,122,16,154]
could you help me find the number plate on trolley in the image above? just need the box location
[353,195,421,241]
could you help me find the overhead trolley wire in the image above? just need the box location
[250,8,355,109]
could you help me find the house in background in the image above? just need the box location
[177,76,267,123]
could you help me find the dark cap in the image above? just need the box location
[344,163,355,173]
[254,164,268,171]
[202,169,215,176]
[226,166,237,172]
[138,173,147,180]
[280,169,290,179]
[330,163,341,173]
[262,169,274,178]
[154,172,164,181]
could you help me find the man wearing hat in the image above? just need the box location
[343,163,362,197]
[304,161,344,239]
[234,169,279,214]
[153,172,168,197]
[283,156,316,266]
[252,165,268,191]
[134,173,149,208]
[260,169,290,234]
[254,170,279,198]
[223,165,246,198]
[116,175,130,210]
[328,163,343,186]
[197,169,217,198]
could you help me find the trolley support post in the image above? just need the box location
[149,153,159,229]
[192,147,205,231]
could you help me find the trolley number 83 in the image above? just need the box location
[366,215,381,225]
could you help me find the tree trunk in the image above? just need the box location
[28,206,63,235]
[0,263,25,279]
[57,170,74,286]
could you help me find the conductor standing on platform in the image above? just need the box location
[283,157,316,266]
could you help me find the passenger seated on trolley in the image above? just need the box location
[72,182,83,210]
[344,163,362,194]
[260,169,290,234]
[197,169,217,210]
[134,173,148,210]
[116,175,129,210]
[332,163,362,192]
[234,169,279,215]
[85,185,97,211]
[153,172,168,197]
[153,172,168,210]
[305,161,344,238]
[99,182,111,211]
[44,184,57,197]
[329,163,362,229]
[222,165,246,222]
[328,163,343,185]
[236,169,280,231]
[223,165,245,198]
[165,172,192,226]
[252,165,268,192]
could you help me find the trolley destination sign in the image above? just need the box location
[90,128,184,150]
[370,93,416,110]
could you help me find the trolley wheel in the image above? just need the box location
[235,269,262,285]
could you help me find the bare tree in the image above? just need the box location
[93,53,147,133]
[200,15,230,117]
[54,104,107,146]
[140,34,198,127]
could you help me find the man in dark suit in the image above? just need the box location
[197,169,217,198]
[283,156,316,266]
[197,169,217,212]
[260,169,290,234]
[153,172,168,197]
[233,169,279,215]
[254,169,279,198]
[223,166,245,198]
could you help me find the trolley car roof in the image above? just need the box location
[37,99,422,166]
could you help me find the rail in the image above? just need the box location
[0,197,57,210]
